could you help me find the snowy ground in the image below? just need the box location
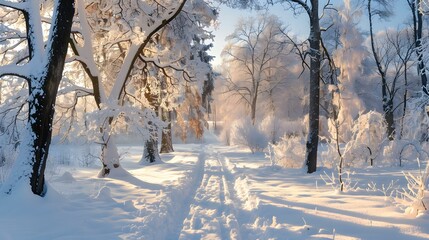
[1,132,429,240]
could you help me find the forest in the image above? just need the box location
[0,0,428,239]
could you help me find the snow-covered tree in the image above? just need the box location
[407,0,429,95]
[322,0,367,143]
[279,0,335,173]
[0,0,74,195]
[67,0,187,176]
[65,0,216,175]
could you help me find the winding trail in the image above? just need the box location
[178,145,242,240]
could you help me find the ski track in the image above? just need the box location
[178,145,242,240]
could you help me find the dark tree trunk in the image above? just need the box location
[384,100,395,140]
[28,0,75,195]
[400,62,408,138]
[250,80,260,126]
[160,109,174,153]
[413,0,429,95]
[143,138,160,163]
[368,0,395,140]
[202,73,214,113]
[142,84,161,163]
[305,0,321,174]
[251,92,258,125]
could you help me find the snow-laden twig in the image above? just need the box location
[396,158,429,216]
[366,180,399,200]
[320,170,359,193]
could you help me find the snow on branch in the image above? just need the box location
[58,85,94,97]
[0,0,27,11]
[25,0,44,63]
[66,54,100,78]
[139,55,194,82]
[0,63,30,80]
[109,0,188,101]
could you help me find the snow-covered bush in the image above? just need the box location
[76,144,99,167]
[400,95,429,141]
[319,141,342,169]
[382,140,429,167]
[396,159,429,217]
[267,135,305,168]
[282,118,307,138]
[265,118,307,168]
[231,118,267,153]
[320,170,359,193]
[260,115,282,144]
[382,95,429,167]
[343,111,387,167]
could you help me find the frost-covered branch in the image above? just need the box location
[110,0,188,101]
[283,0,312,17]
[0,1,27,11]
[0,64,29,80]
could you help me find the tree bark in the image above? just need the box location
[368,0,395,140]
[400,61,408,138]
[160,109,174,153]
[414,0,429,95]
[98,130,120,177]
[141,138,161,164]
[251,91,258,125]
[305,0,321,174]
[28,0,75,195]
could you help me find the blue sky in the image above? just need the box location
[209,0,411,66]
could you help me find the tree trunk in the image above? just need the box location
[160,109,174,153]
[142,80,161,163]
[98,132,120,177]
[368,0,395,140]
[414,0,429,95]
[141,138,161,164]
[384,100,395,140]
[28,0,75,195]
[251,85,258,125]
[142,95,161,163]
[400,62,408,139]
[305,0,321,174]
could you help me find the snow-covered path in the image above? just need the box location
[178,145,241,240]
[2,135,429,240]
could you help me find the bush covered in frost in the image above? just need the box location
[231,118,267,153]
[259,115,282,144]
[396,159,429,217]
[342,111,387,167]
[266,135,305,168]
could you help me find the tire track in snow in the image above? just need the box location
[178,145,242,240]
